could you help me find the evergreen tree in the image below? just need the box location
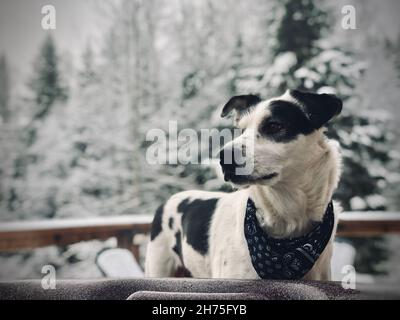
[228,35,245,95]
[384,34,400,211]
[388,34,400,83]
[241,0,394,274]
[273,0,330,66]
[0,54,18,219]
[0,54,10,122]
[79,42,98,88]
[29,35,67,120]
[8,35,69,218]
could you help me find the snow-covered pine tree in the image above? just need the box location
[49,43,139,218]
[79,42,98,89]
[0,54,16,219]
[227,35,245,96]
[6,35,70,219]
[169,0,246,194]
[386,34,400,83]
[29,35,68,121]
[383,34,400,212]
[60,0,168,215]
[0,54,10,123]
[237,0,394,274]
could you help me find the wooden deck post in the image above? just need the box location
[116,230,141,262]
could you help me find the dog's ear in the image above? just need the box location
[290,90,342,129]
[221,95,261,118]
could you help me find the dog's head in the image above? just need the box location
[219,89,342,186]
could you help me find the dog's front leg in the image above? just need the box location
[302,243,333,281]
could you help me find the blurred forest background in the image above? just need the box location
[0,0,400,280]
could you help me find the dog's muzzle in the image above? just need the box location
[219,146,246,182]
[219,146,279,184]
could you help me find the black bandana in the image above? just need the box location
[244,198,334,280]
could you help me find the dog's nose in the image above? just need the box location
[219,146,244,180]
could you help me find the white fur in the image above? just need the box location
[145,92,342,280]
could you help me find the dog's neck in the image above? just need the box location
[249,134,341,238]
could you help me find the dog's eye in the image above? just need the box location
[264,122,285,134]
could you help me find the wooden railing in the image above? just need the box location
[0,212,399,261]
[336,212,400,236]
[0,215,152,261]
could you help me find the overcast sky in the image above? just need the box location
[0,0,101,72]
[0,0,399,82]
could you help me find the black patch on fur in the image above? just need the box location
[260,100,314,142]
[290,90,342,129]
[221,94,261,118]
[172,231,183,261]
[168,217,174,229]
[150,204,164,241]
[172,231,192,277]
[174,266,193,277]
[177,198,191,213]
[179,198,219,255]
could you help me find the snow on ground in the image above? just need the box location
[1,236,399,283]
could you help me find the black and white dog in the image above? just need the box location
[146,90,342,280]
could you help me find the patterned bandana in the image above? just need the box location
[244,198,334,280]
